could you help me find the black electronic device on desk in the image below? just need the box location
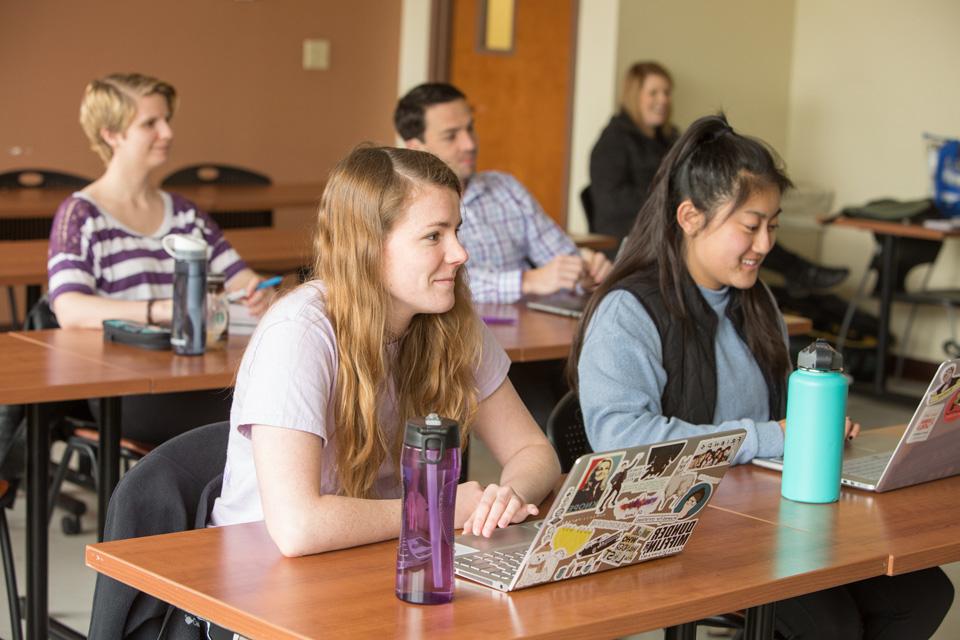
[103,319,172,350]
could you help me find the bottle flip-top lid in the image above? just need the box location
[161,233,208,260]
[797,338,844,372]
[404,413,460,450]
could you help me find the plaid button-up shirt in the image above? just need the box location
[459,171,578,303]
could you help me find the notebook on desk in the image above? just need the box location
[454,429,746,592]
[525,291,589,318]
[753,358,960,492]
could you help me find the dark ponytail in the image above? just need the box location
[569,113,793,393]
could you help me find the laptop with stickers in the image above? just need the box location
[525,291,589,318]
[453,429,747,592]
[753,358,960,492]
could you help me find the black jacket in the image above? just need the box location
[588,112,678,243]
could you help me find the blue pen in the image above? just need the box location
[227,275,282,302]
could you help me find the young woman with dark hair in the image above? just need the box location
[571,114,952,639]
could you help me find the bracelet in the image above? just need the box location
[146,299,156,325]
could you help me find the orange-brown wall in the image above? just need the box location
[0,0,403,326]
[0,0,402,182]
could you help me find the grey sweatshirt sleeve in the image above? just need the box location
[578,290,784,464]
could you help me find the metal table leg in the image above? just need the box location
[744,602,777,640]
[874,234,897,396]
[663,622,697,640]
[26,403,49,640]
[97,397,122,541]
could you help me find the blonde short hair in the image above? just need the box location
[79,73,177,164]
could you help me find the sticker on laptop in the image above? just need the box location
[640,441,687,480]
[638,519,699,560]
[577,531,623,558]
[944,389,960,424]
[685,433,744,471]
[928,363,960,405]
[569,453,625,513]
[594,456,643,514]
[601,525,653,567]
[906,405,944,443]
[671,482,712,519]
[550,524,594,556]
[612,492,661,520]
[515,548,567,588]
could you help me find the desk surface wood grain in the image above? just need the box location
[86,508,886,640]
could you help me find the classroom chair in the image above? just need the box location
[0,168,91,327]
[88,421,229,640]
[161,163,273,230]
[0,477,23,640]
[579,186,596,233]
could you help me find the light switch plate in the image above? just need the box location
[302,38,330,70]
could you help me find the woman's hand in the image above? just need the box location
[777,416,861,441]
[242,276,276,317]
[457,481,539,537]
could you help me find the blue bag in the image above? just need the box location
[934,138,960,217]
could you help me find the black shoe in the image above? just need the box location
[787,265,849,297]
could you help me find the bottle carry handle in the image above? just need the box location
[419,436,446,465]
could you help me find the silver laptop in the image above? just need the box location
[454,429,747,591]
[753,358,960,492]
[525,291,589,318]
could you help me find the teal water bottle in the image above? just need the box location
[781,339,847,503]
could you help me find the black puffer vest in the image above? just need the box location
[612,270,785,424]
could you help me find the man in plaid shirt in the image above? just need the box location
[395,83,612,303]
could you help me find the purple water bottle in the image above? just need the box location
[396,413,460,605]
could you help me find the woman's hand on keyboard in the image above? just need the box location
[458,482,539,537]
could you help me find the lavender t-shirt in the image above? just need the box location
[47,192,246,304]
[210,282,511,526]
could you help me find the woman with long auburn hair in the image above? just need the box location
[211,146,560,556]
[571,114,952,639]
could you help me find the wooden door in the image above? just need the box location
[447,0,577,225]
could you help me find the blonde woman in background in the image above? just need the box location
[46,73,272,444]
[210,146,560,555]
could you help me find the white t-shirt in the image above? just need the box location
[210,282,511,526]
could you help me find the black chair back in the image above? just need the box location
[88,421,229,639]
[162,163,273,230]
[544,391,593,473]
[0,168,90,190]
[580,186,596,233]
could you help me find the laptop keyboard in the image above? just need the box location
[455,548,527,583]
[843,452,892,480]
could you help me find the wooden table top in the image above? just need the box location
[0,333,151,404]
[10,330,250,394]
[711,426,960,576]
[86,507,887,640]
[825,215,960,241]
[0,182,326,219]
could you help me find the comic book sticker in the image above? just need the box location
[569,453,625,512]
[928,363,960,405]
[671,482,712,519]
[906,405,944,443]
[686,433,743,471]
[550,525,594,556]
[944,389,960,423]
[639,519,699,560]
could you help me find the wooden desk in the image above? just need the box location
[710,426,960,576]
[569,232,617,252]
[0,334,152,640]
[824,216,960,397]
[0,182,325,219]
[86,507,887,640]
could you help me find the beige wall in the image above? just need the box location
[616,0,795,153]
[788,0,960,362]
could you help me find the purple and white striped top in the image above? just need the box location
[47,192,247,304]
